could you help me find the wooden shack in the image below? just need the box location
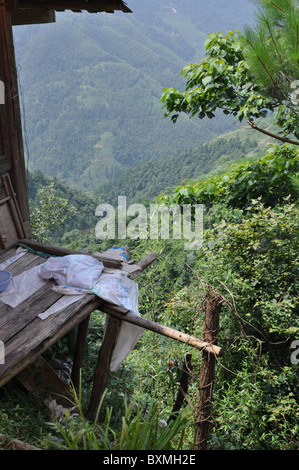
[0,0,131,245]
[0,0,221,427]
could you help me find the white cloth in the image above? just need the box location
[91,272,138,314]
[0,265,47,308]
[0,246,27,270]
[38,294,85,320]
[0,260,85,312]
[91,272,144,371]
[108,319,144,372]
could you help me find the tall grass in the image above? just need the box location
[43,382,193,450]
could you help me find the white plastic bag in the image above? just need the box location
[0,264,47,308]
[91,272,138,314]
[91,272,144,371]
[39,254,104,290]
[49,270,144,371]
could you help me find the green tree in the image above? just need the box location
[157,197,299,449]
[242,0,299,138]
[159,144,299,209]
[242,0,299,94]
[160,3,299,144]
[31,182,77,242]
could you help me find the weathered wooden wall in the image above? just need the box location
[0,2,31,241]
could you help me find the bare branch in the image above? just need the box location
[247,121,299,145]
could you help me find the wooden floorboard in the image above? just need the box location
[0,296,101,388]
[7,253,43,275]
[0,246,99,388]
[0,255,48,329]
[0,282,60,342]
[0,249,45,276]
[0,247,18,263]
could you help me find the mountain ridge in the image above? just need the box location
[94,125,268,205]
[14,0,256,191]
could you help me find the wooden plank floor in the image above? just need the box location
[0,247,102,388]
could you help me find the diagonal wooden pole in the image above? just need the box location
[102,303,222,355]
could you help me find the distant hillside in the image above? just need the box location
[13,0,255,192]
[94,126,270,205]
[28,126,266,247]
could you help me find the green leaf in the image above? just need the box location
[202,75,213,86]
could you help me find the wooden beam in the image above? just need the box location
[16,0,132,13]
[5,1,18,11]
[12,7,55,25]
[17,238,123,269]
[0,99,12,172]
[17,355,73,405]
[2,173,26,240]
[136,251,157,271]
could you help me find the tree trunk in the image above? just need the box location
[168,353,192,423]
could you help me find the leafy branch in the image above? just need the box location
[160,2,299,144]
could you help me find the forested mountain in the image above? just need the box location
[13,0,255,191]
[95,128,265,205]
[27,125,268,247]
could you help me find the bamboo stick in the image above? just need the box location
[0,433,41,450]
[100,302,222,355]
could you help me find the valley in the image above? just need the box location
[13,0,255,193]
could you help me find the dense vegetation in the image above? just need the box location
[1,141,298,450]
[1,0,298,452]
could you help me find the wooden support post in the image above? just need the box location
[195,289,222,450]
[71,315,90,389]
[87,316,122,420]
